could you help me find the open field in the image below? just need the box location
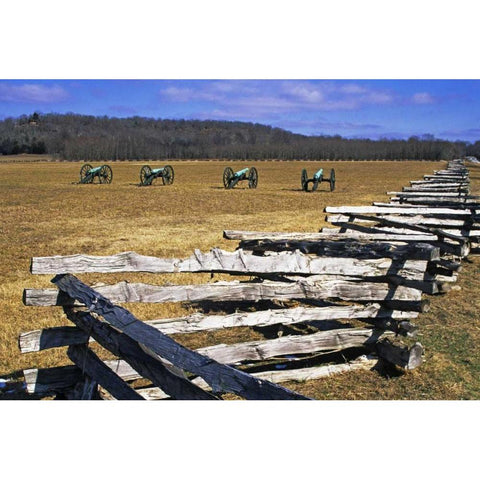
[1,158,480,399]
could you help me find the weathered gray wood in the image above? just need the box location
[387,191,477,197]
[403,187,470,193]
[326,214,477,229]
[67,344,144,400]
[51,274,310,400]
[128,355,380,399]
[200,355,379,386]
[25,277,424,309]
[29,249,428,279]
[239,239,440,261]
[195,328,391,365]
[381,199,480,208]
[19,326,90,353]
[324,206,479,217]
[376,339,423,369]
[423,175,469,181]
[224,230,439,243]
[19,352,381,399]
[327,214,468,243]
[390,196,479,204]
[65,309,219,400]
[321,227,470,256]
[19,303,418,353]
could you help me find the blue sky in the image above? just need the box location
[1,79,480,142]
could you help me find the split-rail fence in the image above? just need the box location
[12,158,478,400]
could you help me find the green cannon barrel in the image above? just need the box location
[235,167,249,177]
[313,168,324,180]
[89,166,103,174]
[151,167,165,175]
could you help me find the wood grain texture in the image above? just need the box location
[324,205,478,217]
[51,274,310,400]
[326,214,476,229]
[30,248,429,279]
[195,327,390,365]
[65,309,218,400]
[25,277,424,308]
[239,239,440,261]
[376,339,424,369]
[19,303,418,353]
[224,230,439,243]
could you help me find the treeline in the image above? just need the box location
[0,112,469,161]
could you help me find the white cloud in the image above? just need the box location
[159,80,396,116]
[0,83,69,103]
[412,92,435,104]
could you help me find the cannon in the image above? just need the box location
[139,165,174,186]
[301,167,335,192]
[79,164,113,184]
[223,166,258,189]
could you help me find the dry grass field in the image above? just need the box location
[1,156,480,399]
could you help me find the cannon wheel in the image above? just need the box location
[80,163,93,184]
[330,168,336,192]
[223,167,234,189]
[301,169,308,191]
[140,165,152,186]
[99,165,113,184]
[162,165,175,185]
[248,167,258,189]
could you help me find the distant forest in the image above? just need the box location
[1,112,478,161]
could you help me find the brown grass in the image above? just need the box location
[1,158,479,399]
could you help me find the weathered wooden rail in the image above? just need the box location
[15,158,473,400]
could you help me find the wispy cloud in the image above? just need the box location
[0,83,69,103]
[159,80,396,115]
[411,92,435,104]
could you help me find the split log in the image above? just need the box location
[423,175,469,181]
[117,355,380,399]
[387,191,477,197]
[50,274,310,400]
[19,303,419,353]
[195,328,391,365]
[324,206,479,217]
[189,355,380,391]
[239,239,440,261]
[376,339,423,369]
[402,186,470,192]
[389,196,479,204]
[380,199,480,208]
[326,214,477,229]
[224,230,439,243]
[25,277,425,310]
[326,214,468,243]
[29,249,429,279]
[65,309,218,400]
[67,344,144,400]
[321,227,469,256]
